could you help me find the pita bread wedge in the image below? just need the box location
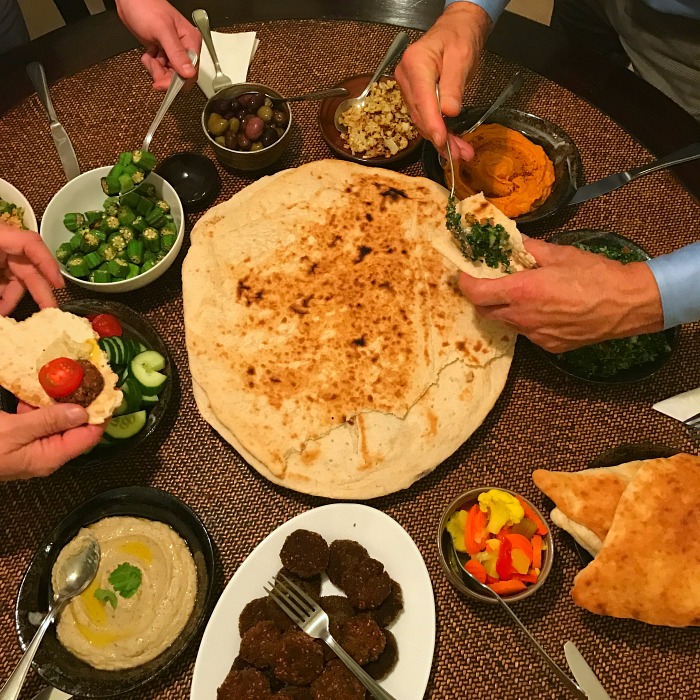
[532,461,642,553]
[183,159,534,498]
[0,308,121,424]
[571,453,700,627]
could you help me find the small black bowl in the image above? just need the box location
[156,152,220,212]
[422,107,583,225]
[0,300,174,468]
[535,230,678,384]
[15,486,215,697]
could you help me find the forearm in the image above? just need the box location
[646,241,700,328]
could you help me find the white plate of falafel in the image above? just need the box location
[191,503,435,699]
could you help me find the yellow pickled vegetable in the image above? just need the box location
[446,509,468,553]
[478,489,524,534]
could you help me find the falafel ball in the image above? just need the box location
[339,613,386,665]
[280,530,329,578]
[326,540,369,587]
[319,595,357,662]
[272,688,312,700]
[364,629,398,680]
[277,568,322,600]
[369,579,403,627]
[272,630,325,686]
[240,620,282,669]
[218,667,272,700]
[310,660,365,700]
[340,557,392,610]
[266,594,296,632]
[240,597,274,636]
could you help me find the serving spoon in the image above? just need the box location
[0,537,100,700]
[271,87,349,105]
[333,31,410,132]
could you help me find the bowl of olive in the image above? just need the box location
[202,83,292,170]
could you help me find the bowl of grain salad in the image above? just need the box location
[318,73,423,168]
[0,178,37,231]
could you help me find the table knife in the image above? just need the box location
[568,142,700,205]
[564,641,613,700]
[30,687,71,700]
[25,62,80,182]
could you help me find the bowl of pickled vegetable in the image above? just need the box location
[437,487,554,604]
[65,300,171,468]
[202,82,292,170]
[40,165,184,293]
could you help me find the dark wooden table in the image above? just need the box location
[0,0,698,197]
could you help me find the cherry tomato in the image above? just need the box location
[91,313,122,338]
[38,357,84,399]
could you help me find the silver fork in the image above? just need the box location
[435,84,456,199]
[265,574,397,700]
[192,9,233,94]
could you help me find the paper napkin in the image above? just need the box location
[197,31,259,99]
[652,386,700,422]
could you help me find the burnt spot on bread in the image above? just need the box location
[247,367,256,375]
[354,245,372,264]
[352,336,366,347]
[380,186,408,201]
[365,213,373,222]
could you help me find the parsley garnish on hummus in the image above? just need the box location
[94,588,118,609]
[109,562,142,598]
[446,196,512,272]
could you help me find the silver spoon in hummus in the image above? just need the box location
[0,537,100,700]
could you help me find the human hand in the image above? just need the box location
[0,403,105,480]
[0,222,63,316]
[458,238,664,352]
[116,0,201,91]
[395,2,492,161]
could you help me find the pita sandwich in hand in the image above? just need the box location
[532,461,642,556]
[0,308,121,424]
[570,453,700,627]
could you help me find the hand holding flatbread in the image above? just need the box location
[534,453,700,627]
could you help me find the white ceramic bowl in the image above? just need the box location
[40,167,184,293]
[0,178,38,231]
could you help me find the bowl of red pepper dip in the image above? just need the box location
[437,487,555,604]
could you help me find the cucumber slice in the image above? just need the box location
[105,410,147,439]
[118,366,129,384]
[131,350,167,396]
[141,394,159,406]
[112,391,128,417]
[99,336,143,367]
[119,377,143,413]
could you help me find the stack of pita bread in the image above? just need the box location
[533,453,700,627]
[183,159,535,499]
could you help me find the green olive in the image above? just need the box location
[257,106,273,123]
[215,136,226,146]
[275,127,285,138]
[250,141,264,151]
[264,96,273,108]
[228,117,241,134]
[207,112,229,136]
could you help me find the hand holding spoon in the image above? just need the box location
[334,31,410,131]
[0,537,100,700]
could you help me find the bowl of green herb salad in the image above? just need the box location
[538,229,677,384]
[40,160,184,293]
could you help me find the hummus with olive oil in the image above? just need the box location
[51,516,197,670]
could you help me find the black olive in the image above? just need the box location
[260,126,278,147]
[223,110,236,120]
[238,93,254,108]
[272,109,289,127]
[224,130,238,149]
[249,92,266,111]
[210,97,230,115]
[237,133,252,151]
[229,99,241,113]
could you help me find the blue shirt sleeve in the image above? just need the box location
[646,241,700,328]
[444,0,509,23]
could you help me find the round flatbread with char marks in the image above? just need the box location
[183,159,533,498]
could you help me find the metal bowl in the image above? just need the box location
[201,82,292,170]
[421,106,583,225]
[437,486,555,604]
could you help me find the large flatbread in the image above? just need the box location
[570,453,700,627]
[183,159,532,498]
[532,461,642,555]
[0,308,121,424]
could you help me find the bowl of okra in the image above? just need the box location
[40,164,184,293]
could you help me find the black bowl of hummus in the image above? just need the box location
[15,486,215,697]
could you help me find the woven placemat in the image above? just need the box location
[1,19,699,700]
